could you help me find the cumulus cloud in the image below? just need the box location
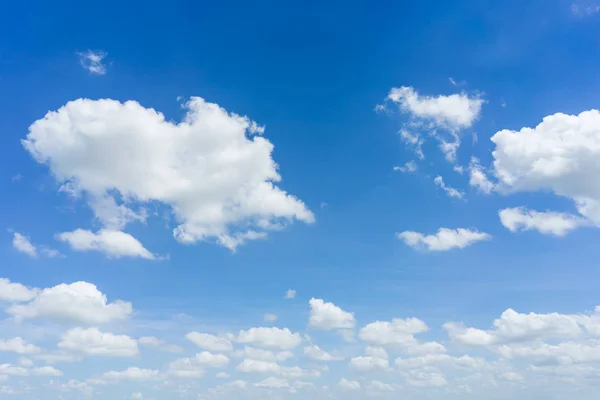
[490,110,600,226]
[387,86,484,130]
[56,229,157,259]
[101,367,160,382]
[309,298,355,331]
[434,176,464,199]
[349,355,389,371]
[236,327,302,350]
[359,318,428,348]
[339,378,361,390]
[233,347,294,362]
[22,97,314,250]
[168,352,229,378]
[303,345,342,361]
[58,328,138,357]
[0,278,38,302]
[138,336,182,353]
[0,338,40,355]
[236,359,319,379]
[397,228,490,251]
[499,207,587,236]
[186,332,233,352]
[6,281,132,325]
[77,50,108,75]
[469,157,495,194]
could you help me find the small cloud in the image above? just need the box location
[472,132,478,145]
[77,50,108,75]
[393,161,418,174]
[571,2,600,16]
[500,99,507,108]
[374,104,387,113]
[434,176,465,199]
[448,77,466,86]
[320,202,328,209]
[11,174,23,182]
[12,233,37,258]
[284,289,296,300]
[264,313,278,322]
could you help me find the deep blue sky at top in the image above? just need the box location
[1,0,600,334]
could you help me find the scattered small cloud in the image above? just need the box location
[393,161,418,174]
[434,176,465,199]
[11,174,22,182]
[448,77,466,86]
[264,313,278,322]
[77,50,108,75]
[571,2,600,16]
[397,228,491,251]
[284,289,296,300]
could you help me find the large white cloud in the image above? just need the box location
[6,281,132,325]
[308,298,355,330]
[56,229,157,259]
[397,228,490,251]
[0,278,38,302]
[499,207,586,236]
[236,327,302,350]
[22,97,314,250]
[58,328,138,357]
[490,110,600,225]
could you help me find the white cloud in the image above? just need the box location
[443,307,599,347]
[469,157,495,194]
[497,340,600,365]
[0,364,62,377]
[367,380,397,392]
[0,338,40,355]
[186,332,233,352]
[216,372,230,378]
[56,229,156,259]
[397,228,490,251]
[359,317,428,347]
[101,367,160,382]
[233,346,294,362]
[77,50,108,75]
[572,3,600,16]
[264,313,278,322]
[499,207,586,236]
[434,176,465,199]
[303,345,342,361]
[339,378,361,390]
[32,366,63,376]
[131,393,143,399]
[365,346,388,359]
[236,327,302,350]
[308,298,355,330]
[284,289,296,299]
[168,352,229,378]
[7,281,132,324]
[490,110,600,226]
[406,371,448,387]
[399,129,425,160]
[23,97,314,250]
[395,354,484,370]
[58,328,138,357]
[138,336,182,353]
[387,86,484,130]
[349,356,389,371]
[236,359,280,374]
[0,278,38,302]
[394,161,418,173]
[18,358,34,367]
[255,376,289,389]
[12,233,37,257]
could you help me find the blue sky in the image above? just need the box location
[2,0,600,399]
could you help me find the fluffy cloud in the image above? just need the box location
[303,345,342,361]
[101,367,160,382]
[236,327,302,350]
[490,110,600,225]
[496,340,600,365]
[0,338,40,355]
[236,359,319,379]
[395,354,484,370]
[339,378,361,390]
[255,376,289,389]
[399,129,425,160]
[56,229,157,259]
[308,298,355,330]
[186,332,233,352]
[168,352,229,378]
[58,328,138,357]
[499,207,586,236]
[0,364,62,377]
[469,157,495,194]
[349,356,389,371]
[359,317,428,347]
[138,336,182,353]
[77,50,108,75]
[6,281,132,324]
[444,307,600,346]
[434,176,464,199]
[0,278,38,302]
[23,97,313,250]
[12,233,37,257]
[387,86,484,130]
[233,347,294,362]
[397,228,490,251]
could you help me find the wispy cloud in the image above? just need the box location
[77,50,108,75]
